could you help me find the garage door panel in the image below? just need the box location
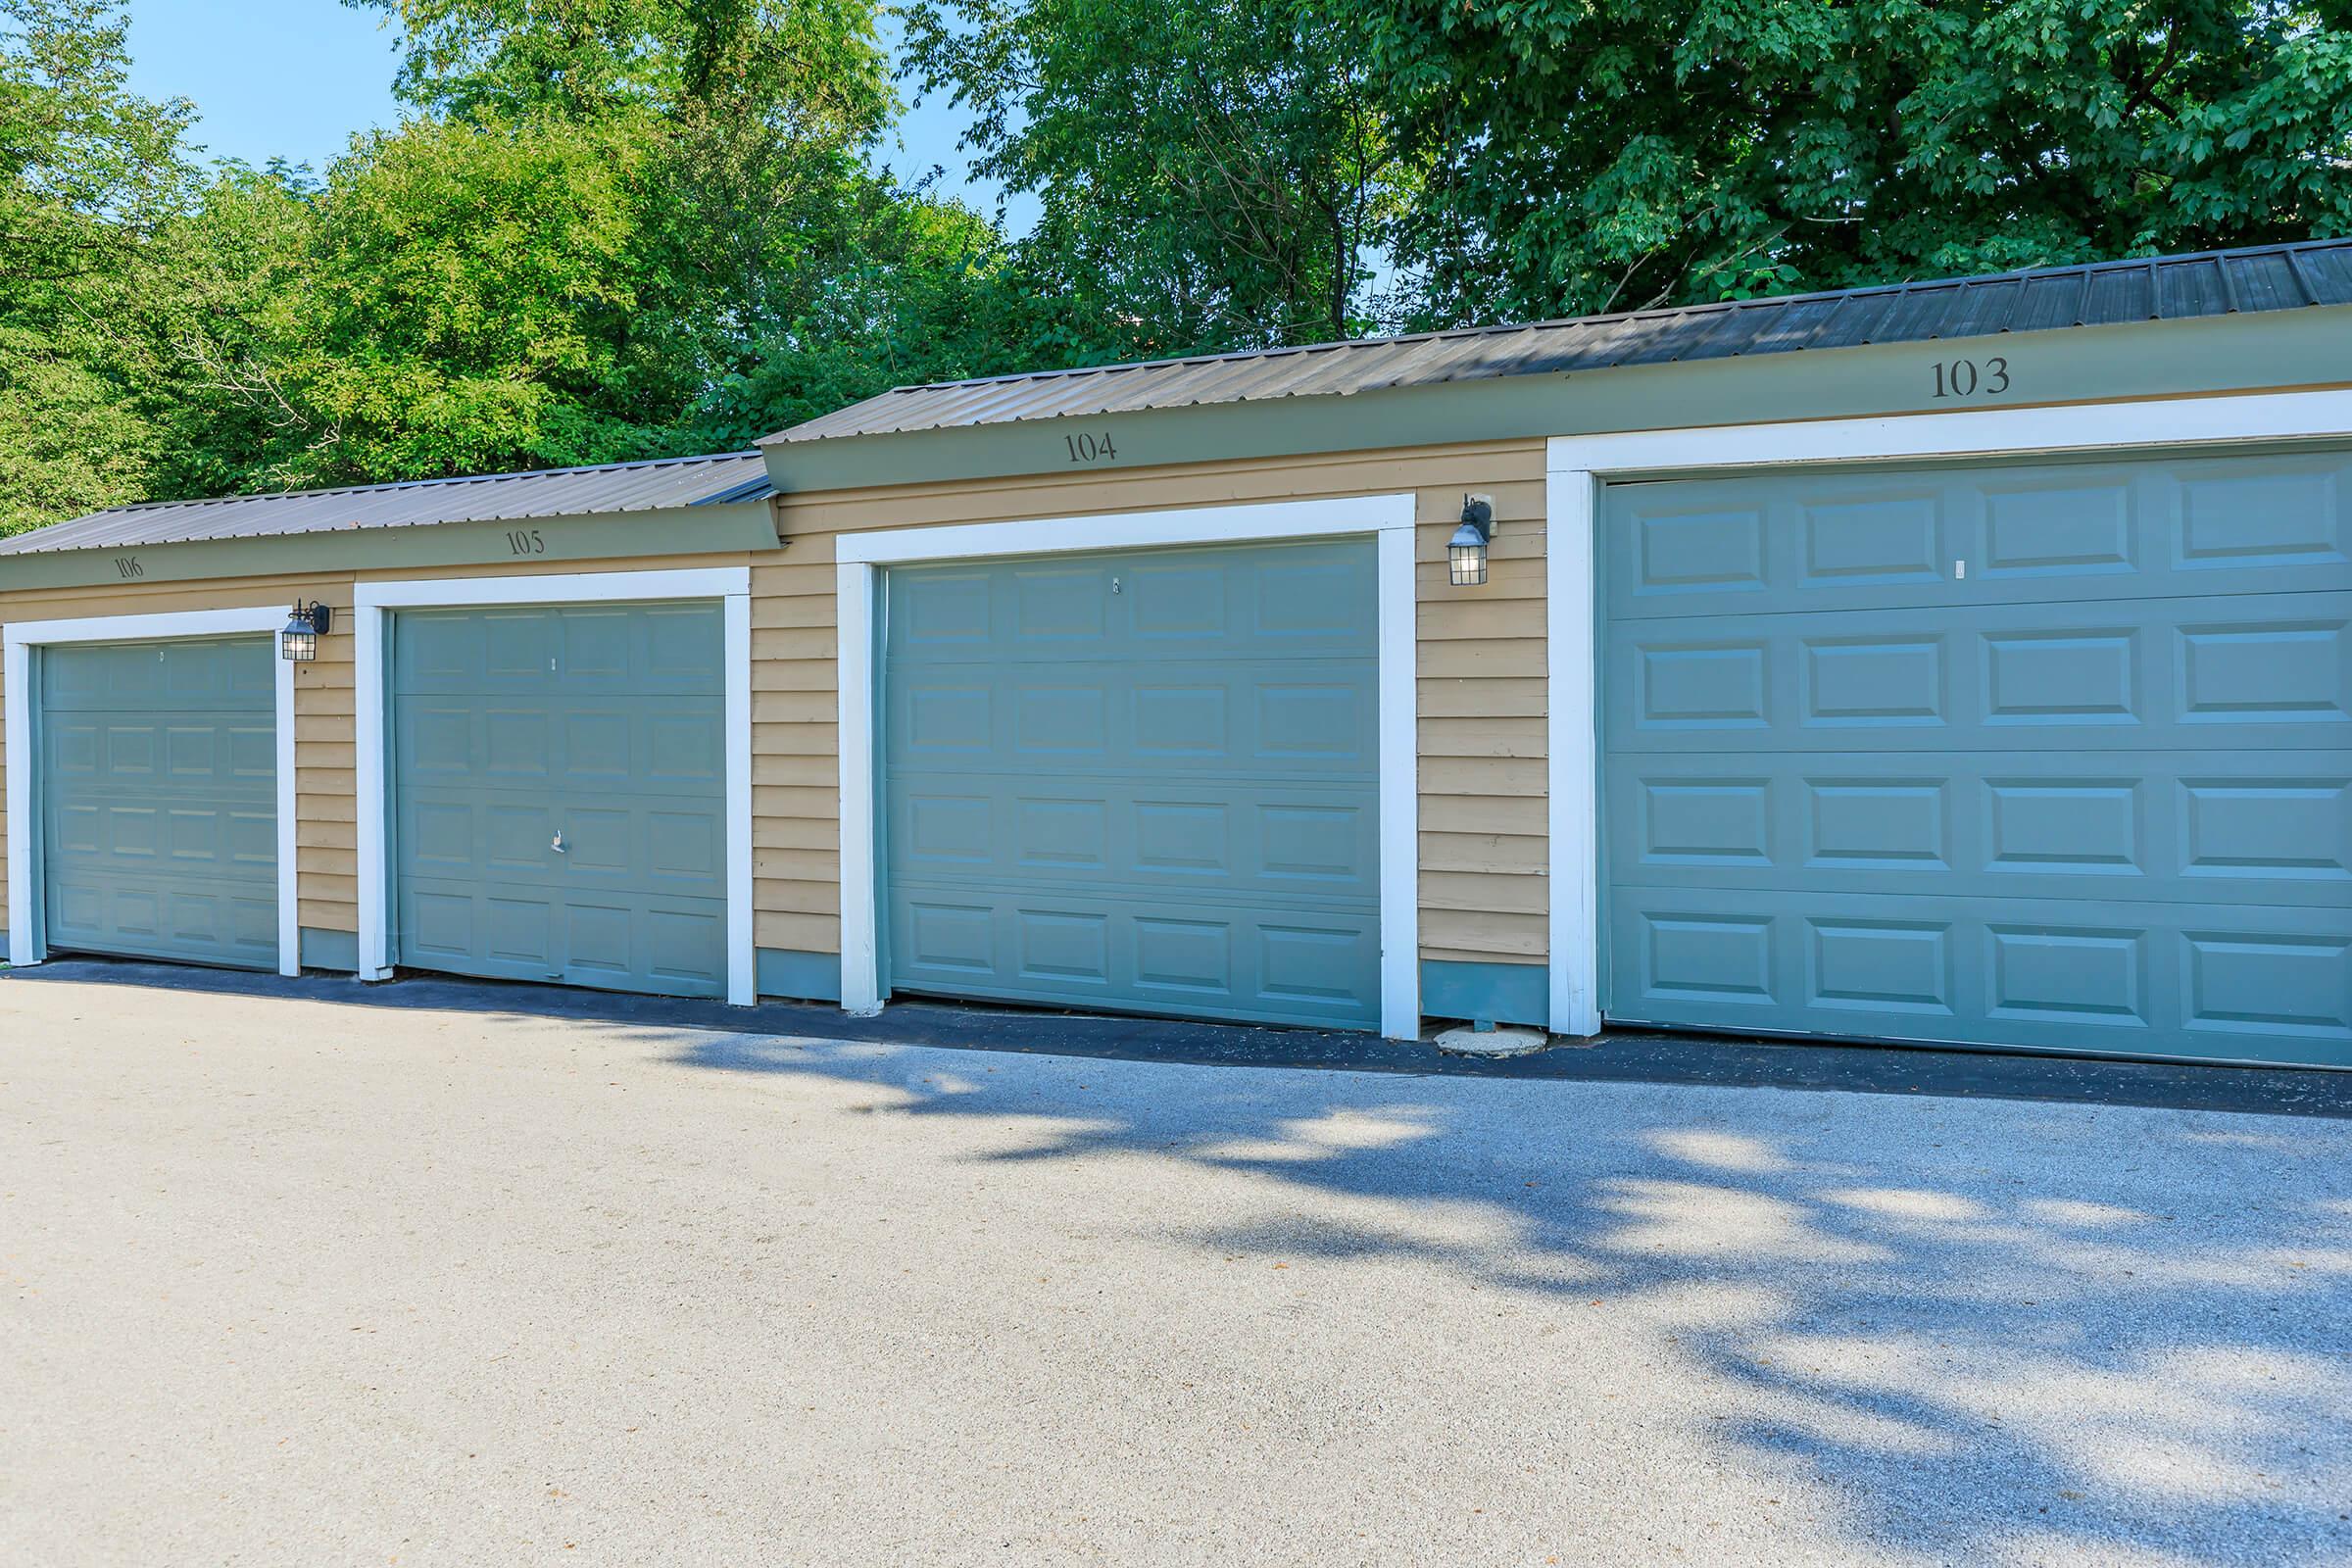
[1608,451,2352,621]
[1609,882,2352,1063]
[889,661,1378,775]
[884,540,1381,1029]
[1609,592,2351,752]
[1603,450,2352,1066]
[392,602,726,999]
[39,638,276,971]
[1609,750,2352,907]
[888,781,1377,902]
[888,885,1381,1029]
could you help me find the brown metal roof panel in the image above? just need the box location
[1673,298,1800,361]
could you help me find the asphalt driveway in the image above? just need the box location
[3,974,2348,1566]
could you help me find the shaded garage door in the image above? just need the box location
[883,539,1381,1028]
[40,637,276,969]
[391,602,726,997]
[1602,447,2352,1068]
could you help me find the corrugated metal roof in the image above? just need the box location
[0,450,774,559]
[772,237,2352,444]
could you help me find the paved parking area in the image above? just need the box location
[4,973,2349,1566]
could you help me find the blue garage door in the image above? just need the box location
[39,637,277,969]
[883,540,1381,1028]
[391,602,726,998]
[1602,448,2352,1068]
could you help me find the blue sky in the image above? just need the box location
[122,0,1032,228]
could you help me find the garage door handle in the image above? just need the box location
[551,830,566,855]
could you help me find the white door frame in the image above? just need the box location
[1544,386,2352,1036]
[834,494,1423,1039]
[5,606,300,975]
[353,566,756,1005]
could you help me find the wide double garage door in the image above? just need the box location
[388,601,727,998]
[1602,446,2352,1068]
[880,539,1382,1029]
[37,636,277,969]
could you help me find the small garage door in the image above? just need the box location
[390,602,725,998]
[40,637,277,969]
[883,539,1381,1028]
[1601,447,2352,1068]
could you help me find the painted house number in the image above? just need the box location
[505,527,547,557]
[1931,356,2011,400]
[113,555,144,578]
[1063,430,1118,464]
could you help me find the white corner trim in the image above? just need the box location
[834,492,1417,566]
[834,561,880,1015]
[1543,385,2352,1040]
[3,604,299,974]
[353,564,757,1004]
[833,492,1423,1039]
[1543,469,1600,1037]
[1375,525,1421,1038]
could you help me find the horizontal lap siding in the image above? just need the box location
[762,440,1550,968]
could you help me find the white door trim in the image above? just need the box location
[1544,386,2352,1037]
[834,493,1423,1040]
[4,605,300,976]
[352,564,756,1005]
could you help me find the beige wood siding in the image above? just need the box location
[3,441,1546,982]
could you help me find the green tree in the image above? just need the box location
[903,0,1407,354]
[0,0,194,534]
[1335,0,2352,325]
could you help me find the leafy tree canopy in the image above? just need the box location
[1332,0,2352,323]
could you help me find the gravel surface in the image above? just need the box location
[4,977,2348,1567]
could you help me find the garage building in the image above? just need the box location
[4,238,2350,1068]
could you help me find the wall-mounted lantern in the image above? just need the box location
[280,601,331,662]
[1449,495,1494,587]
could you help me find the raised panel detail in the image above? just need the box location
[1642,914,1776,1003]
[2184,934,2352,1036]
[2180,621,2347,722]
[1637,643,1768,728]
[1016,909,1109,983]
[1986,928,2146,1025]
[1636,508,1767,592]
[1984,633,2137,724]
[1802,496,1940,585]
[2179,470,2344,569]
[1804,780,1947,868]
[1986,781,2140,874]
[2182,779,2351,879]
[1808,921,1953,1013]
[1983,483,2133,576]
[1640,781,1772,865]
[1804,639,1944,726]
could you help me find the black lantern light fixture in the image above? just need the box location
[281,601,331,662]
[1449,494,1494,587]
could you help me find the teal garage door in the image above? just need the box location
[391,602,726,998]
[1601,448,2352,1068]
[40,637,277,969]
[883,539,1381,1028]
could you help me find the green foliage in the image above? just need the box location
[4,0,2350,538]
[902,0,1407,351]
[1331,0,2352,323]
[0,0,193,533]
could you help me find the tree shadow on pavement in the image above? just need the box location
[652,1027,2352,1566]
